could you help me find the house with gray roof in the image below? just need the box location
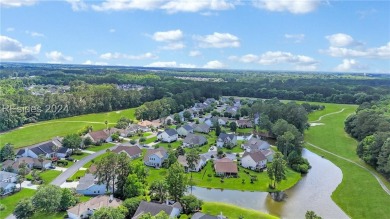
[132,201,182,219]
[178,155,207,172]
[2,157,51,172]
[67,195,122,219]
[144,148,168,167]
[16,137,70,159]
[76,174,107,196]
[241,137,270,152]
[183,134,207,148]
[157,129,178,143]
[241,151,267,170]
[112,145,142,159]
[84,130,112,143]
[177,124,194,137]
[193,123,210,133]
[217,133,237,148]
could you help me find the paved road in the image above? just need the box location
[51,145,118,186]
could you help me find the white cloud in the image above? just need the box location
[284,34,305,43]
[189,50,201,57]
[82,60,108,65]
[161,0,235,13]
[0,35,41,61]
[100,52,158,60]
[145,61,196,68]
[152,29,183,42]
[195,32,240,48]
[0,0,37,7]
[335,59,367,72]
[322,42,390,59]
[326,33,355,47]
[91,0,235,13]
[253,0,321,14]
[109,28,116,33]
[203,60,225,69]
[161,42,185,50]
[66,0,88,11]
[6,27,15,32]
[240,54,258,63]
[45,51,73,63]
[25,31,45,38]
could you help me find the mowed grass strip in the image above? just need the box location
[201,202,278,219]
[0,108,136,149]
[0,188,36,219]
[303,102,390,219]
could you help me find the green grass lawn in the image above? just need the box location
[0,188,36,219]
[156,140,183,150]
[201,202,278,219]
[143,132,152,137]
[71,152,90,160]
[68,169,87,181]
[236,127,254,134]
[304,101,390,219]
[144,136,157,144]
[0,108,136,149]
[40,170,62,184]
[147,161,301,192]
[83,152,111,169]
[86,143,115,152]
[31,212,65,219]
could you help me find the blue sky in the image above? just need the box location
[1,0,389,73]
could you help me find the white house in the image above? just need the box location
[216,133,237,148]
[0,171,19,184]
[241,151,267,170]
[67,195,122,219]
[76,174,107,196]
[177,124,194,137]
[16,137,70,159]
[111,145,142,159]
[177,155,207,172]
[157,129,178,143]
[241,137,270,152]
[132,201,182,219]
[0,182,16,195]
[144,148,168,167]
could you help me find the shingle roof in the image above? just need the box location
[183,134,207,145]
[132,201,175,219]
[112,146,142,157]
[194,123,210,132]
[77,174,97,191]
[67,195,122,217]
[0,171,17,181]
[16,149,25,156]
[243,151,267,163]
[191,212,220,219]
[214,158,238,174]
[87,130,110,141]
[218,133,235,142]
[144,148,167,162]
[164,129,178,136]
[181,124,193,131]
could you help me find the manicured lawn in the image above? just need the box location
[144,136,157,144]
[68,169,87,181]
[71,152,90,160]
[236,127,254,134]
[156,140,183,150]
[0,188,36,219]
[83,152,111,169]
[146,161,301,192]
[201,202,278,219]
[304,101,390,219]
[31,212,65,219]
[143,132,153,137]
[0,108,136,149]
[86,143,115,152]
[40,170,62,184]
[220,145,244,153]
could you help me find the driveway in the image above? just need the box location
[51,145,119,186]
[21,181,39,190]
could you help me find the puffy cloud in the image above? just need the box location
[253,0,321,14]
[240,54,258,63]
[326,33,355,47]
[284,34,305,43]
[203,60,225,69]
[152,29,183,42]
[45,51,73,63]
[0,0,37,7]
[66,0,88,11]
[100,52,158,60]
[82,60,108,65]
[145,61,196,68]
[195,32,240,48]
[189,50,201,57]
[334,59,367,72]
[0,35,41,61]
[91,0,235,13]
[322,42,390,59]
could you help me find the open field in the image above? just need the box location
[304,102,390,219]
[0,188,36,219]
[201,202,278,219]
[0,108,136,149]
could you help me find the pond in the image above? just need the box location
[191,149,349,219]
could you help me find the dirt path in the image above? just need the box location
[309,108,346,123]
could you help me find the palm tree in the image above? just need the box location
[38,154,45,170]
[16,176,24,191]
[105,120,108,129]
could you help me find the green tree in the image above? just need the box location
[59,188,77,211]
[377,139,390,179]
[111,133,120,142]
[91,206,128,219]
[83,137,93,146]
[124,174,145,198]
[166,162,187,201]
[176,146,185,156]
[267,152,287,189]
[16,176,24,191]
[139,211,170,219]
[14,198,35,219]
[115,153,131,199]
[116,117,132,129]
[180,195,203,214]
[123,197,143,218]
[149,179,168,203]
[186,149,200,180]
[0,143,15,161]
[183,110,192,121]
[32,185,62,212]
[165,149,177,168]
[229,122,237,132]
[215,123,221,136]
[62,133,82,153]
[96,152,118,193]
[130,160,149,184]
[305,210,323,219]
[174,113,181,124]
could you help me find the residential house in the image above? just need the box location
[67,195,122,219]
[216,133,237,148]
[214,117,229,126]
[164,115,176,124]
[109,128,130,137]
[178,155,207,172]
[193,123,210,133]
[262,149,274,162]
[2,157,52,171]
[192,212,226,219]
[111,146,142,159]
[225,106,239,116]
[157,129,178,143]
[16,137,70,159]
[204,118,213,127]
[138,120,161,129]
[127,124,150,134]
[144,148,168,167]
[0,182,16,195]
[214,158,238,176]
[0,171,17,195]
[177,124,194,137]
[76,174,107,196]
[84,130,112,143]
[236,119,253,128]
[241,137,270,152]
[132,201,182,219]
[182,134,207,148]
[241,151,267,170]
